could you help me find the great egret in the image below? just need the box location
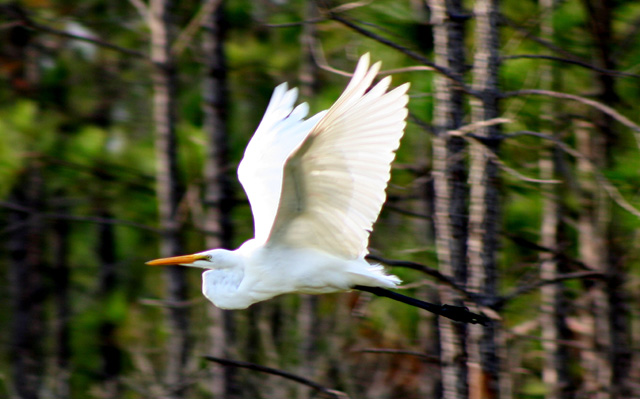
[147,54,486,325]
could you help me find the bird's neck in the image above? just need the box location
[202,248,238,269]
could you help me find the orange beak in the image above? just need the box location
[146,254,209,266]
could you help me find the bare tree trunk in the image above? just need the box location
[8,164,46,399]
[537,1,573,397]
[428,0,469,397]
[297,6,322,397]
[578,0,631,397]
[51,212,71,399]
[201,2,240,397]
[575,122,610,399]
[149,1,190,396]
[466,0,501,397]
[539,147,573,399]
[97,209,123,398]
[299,0,319,99]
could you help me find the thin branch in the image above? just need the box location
[497,158,561,184]
[365,254,477,301]
[460,131,562,184]
[323,11,474,94]
[128,0,149,21]
[139,297,205,308]
[203,356,350,399]
[448,117,512,137]
[17,15,147,60]
[354,286,489,324]
[329,0,374,14]
[507,332,590,350]
[310,41,434,77]
[502,54,640,79]
[502,130,640,219]
[447,118,562,183]
[353,348,439,362]
[501,89,640,151]
[502,17,591,68]
[0,201,161,233]
[265,18,325,28]
[504,234,596,271]
[495,271,605,309]
[383,204,432,220]
[595,173,640,219]
[172,0,222,56]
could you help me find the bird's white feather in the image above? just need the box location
[149,54,409,309]
[238,84,327,244]
[267,53,410,258]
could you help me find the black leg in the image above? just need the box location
[353,285,489,325]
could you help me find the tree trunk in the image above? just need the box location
[537,0,573,397]
[51,212,71,398]
[578,0,632,397]
[298,0,319,98]
[575,121,611,399]
[201,2,241,397]
[149,0,191,396]
[297,6,323,397]
[97,209,123,398]
[427,0,469,397]
[466,0,501,397]
[8,164,46,399]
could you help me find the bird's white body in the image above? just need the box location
[147,54,410,309]
[197,241,399,309]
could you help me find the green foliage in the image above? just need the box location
[1,0,640,397]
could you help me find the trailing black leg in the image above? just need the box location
[353,285,488,325]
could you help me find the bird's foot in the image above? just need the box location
[438,304,489,325]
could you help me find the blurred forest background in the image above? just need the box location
[1,0,640,398]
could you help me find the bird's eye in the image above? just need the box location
[207,255,213,261]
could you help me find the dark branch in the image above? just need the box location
[383,204,432,220]
[353,286,489,325]
[12,10,147,60]
[504,234,596,271]
[501,17,591,68]
[265,18,325,28]
[494,271,605,309]
[502,54,640,79]
[322,11,475,95]
[501,89,640,149]
[203,356,349,398]
[0,201,160,234]
[365,254,475,299]
[353,348,439,362]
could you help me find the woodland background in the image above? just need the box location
[1,0,640,398]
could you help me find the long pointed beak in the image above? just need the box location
[146,254,208,266]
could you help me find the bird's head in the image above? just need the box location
[146,249,230,269]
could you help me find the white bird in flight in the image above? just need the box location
[147,54,486,324]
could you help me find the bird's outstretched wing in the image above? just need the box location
[267,54,410,258]
[238,83,327,245]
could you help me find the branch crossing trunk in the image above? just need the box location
[150,0,191,396]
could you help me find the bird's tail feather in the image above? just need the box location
[350,263,401,288]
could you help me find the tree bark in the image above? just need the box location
[298,0,319,98]
[427,0,469,397]
[149,0,191,396]
[297,5,322,396]
[51,212,71,398]
[537,0,573,397]
[201,2,240,397]
[466,0,501,397]
[575,121,611,399]
[8,164,46,399]
[578,0,631,397]
[97,209,123,398]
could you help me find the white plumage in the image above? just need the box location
[147,54,410,309]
